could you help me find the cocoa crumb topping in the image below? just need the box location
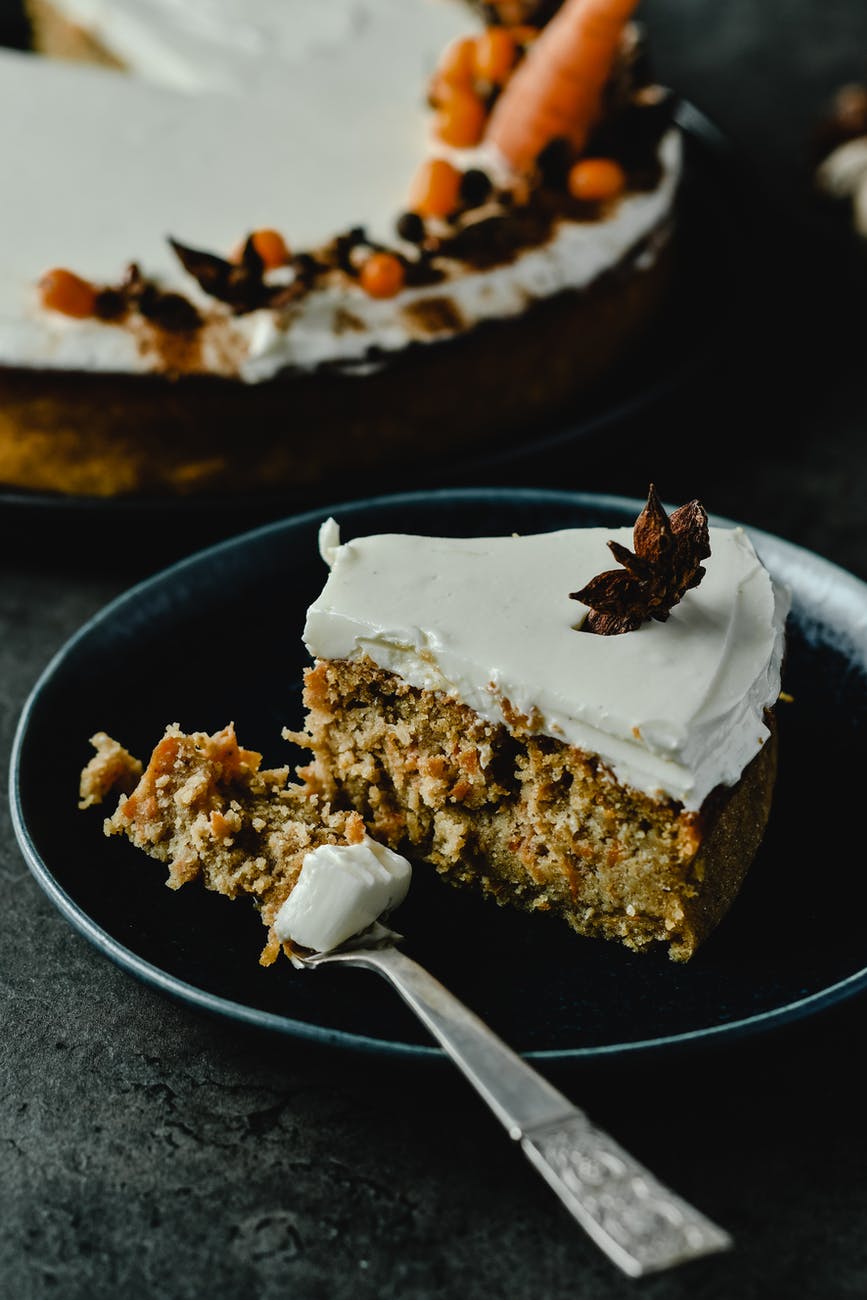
[89,261,204,332]
[332,306,367,334]
[401,296,465,334]
[134,314,205,375]
[138,288,202,333]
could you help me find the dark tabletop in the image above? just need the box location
[3,3,867,1298]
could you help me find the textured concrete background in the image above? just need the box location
[3,3,867,1297]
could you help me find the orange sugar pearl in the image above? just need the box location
[250,228,290,268]
[359,251,406,299]
[38,267,98,318]
[473,26,517,84]
[408,157,463,219]
[434,87,487,148]
[437,35,477,88]
[567,157,627,203]
[232,228,290,267]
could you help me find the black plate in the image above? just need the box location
[0,104,768,562]
[10,487,867,1062]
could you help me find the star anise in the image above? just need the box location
[571,484,711,635]
[168,236,278,313]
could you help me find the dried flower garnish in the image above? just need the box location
[169,236,281,314]
[571,484,711,635]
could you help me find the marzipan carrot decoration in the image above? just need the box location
[484,0,641,174]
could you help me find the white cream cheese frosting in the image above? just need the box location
[1,0,680,381]
[304,517,791,811]
[273,836,411,953]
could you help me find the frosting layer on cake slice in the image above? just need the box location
[304,517,791,810]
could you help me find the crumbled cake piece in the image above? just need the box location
[78,731,142,809]
[294,508,788,961]
[82,722,365,965]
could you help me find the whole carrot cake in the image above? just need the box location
[3,0,681,496]
[82,490,790,963]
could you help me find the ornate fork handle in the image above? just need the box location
[306,940,732,1277]
[521,1113,731,1277]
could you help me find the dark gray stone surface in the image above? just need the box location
[3,3,867,1297]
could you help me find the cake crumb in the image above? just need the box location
[78,722,365,966]
[78,732,143,809]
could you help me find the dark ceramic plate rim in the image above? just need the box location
[0,102,755,525]
[9,486,867,1062]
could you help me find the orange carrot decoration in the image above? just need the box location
[483,0,641,174]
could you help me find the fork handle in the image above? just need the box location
[340,944,732,1277]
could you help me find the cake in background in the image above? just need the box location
[81,489,790,964]
[813,81,867,237]
[2,0,682,497]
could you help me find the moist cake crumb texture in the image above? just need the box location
[289,656,778,962]
[81,722,367,966]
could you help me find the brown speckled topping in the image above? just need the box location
[332,306,367,334]
[401,296,466,335]
[134,312,206,375]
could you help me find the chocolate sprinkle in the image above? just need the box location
[138,288,203,333]
[396,211,426,244]
[459,168,494,208]
[93,288,127,321]
[291,252,322,282]
[89,261,202,332]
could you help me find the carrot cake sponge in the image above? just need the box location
[292,488,790,961]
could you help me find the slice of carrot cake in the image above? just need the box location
[290,487,790,961]
[82,487,790,963]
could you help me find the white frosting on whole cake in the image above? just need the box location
[1,0,681,380]
[273,836,411,953]
[304,518,791,811]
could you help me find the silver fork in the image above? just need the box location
[293,925,733,1278]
